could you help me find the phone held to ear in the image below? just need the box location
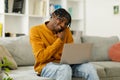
[58,29,64,33]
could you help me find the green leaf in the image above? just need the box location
[1,57,14,80]
[0,63,3,67]
[4,68,10,72]
[2,57,12,67]
[2,77,13,80]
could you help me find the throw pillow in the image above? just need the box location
[109,42,120,62]
[0,45,17,69]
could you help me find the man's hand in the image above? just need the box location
[56,30,65,41]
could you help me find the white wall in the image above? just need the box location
[85,0,120,38]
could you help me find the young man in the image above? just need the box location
[30,8,99,80]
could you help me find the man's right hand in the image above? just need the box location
[56,30,66,41]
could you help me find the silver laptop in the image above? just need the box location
[60,43,92,64]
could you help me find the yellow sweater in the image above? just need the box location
[30,22,73,74]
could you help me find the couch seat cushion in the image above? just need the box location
[5,66,53,80]
[91,61,120,77]
[91,62,106,77]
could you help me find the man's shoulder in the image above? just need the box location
[65,27,71,33]
[31,24,45,30]
[33,23,44,28]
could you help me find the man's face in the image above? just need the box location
[52,15,69,33]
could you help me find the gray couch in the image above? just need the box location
[0,35,120,80]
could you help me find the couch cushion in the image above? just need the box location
[109,42,120,62]
[0,37,19,60]
[10,36,35,66]
[81,36,119,61]
[0,36,35,66]
[0,45,17,69]
[91,61,120,77]
[91,62,106,77]
[6,66,53,80]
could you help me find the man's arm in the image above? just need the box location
[53,28,74,59]
[30,27,64,64]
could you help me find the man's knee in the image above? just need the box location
[59,64,72,74]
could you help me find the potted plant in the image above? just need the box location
[0,57,13,80]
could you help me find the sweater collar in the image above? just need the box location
[43,21,53,35]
